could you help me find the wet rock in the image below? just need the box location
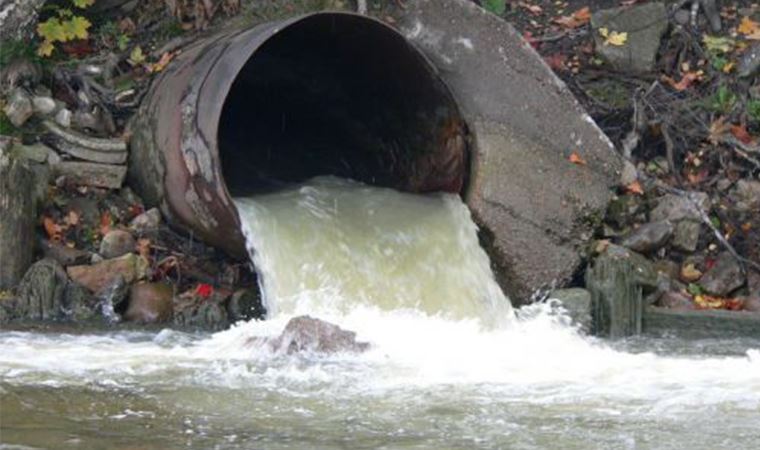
[14,142,58,164]
[654,259,680,281]
[591,3,668,73]
[268,316,369,354]
[603,244,659,289]
[98,275,129,323]
[124,282,174,324]
[749,270,760,296]
[130,208,161,234]
[67,253,148,294]
[620,221,673,254]
[699,252,744,296]
[659,291,695,310]
[40,239,91,267]
[99,229,136,259]
[63,282,98,321]
[672,220,701,253]
[227,288,263,322]
[14,259,68,320]
[72,110,104,133]
[0,152,36,290]
[744,296,760,313]
[174,300,229,331]
[55,108,72,128]
[32,96,57,115]
[650,192,710,223]
[549,288,592,333]
[3,88,33,127]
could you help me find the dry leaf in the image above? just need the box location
[662,70,703,91]
[147,51,176,73]
[624,180,644,195]
[707,116,731,144]
[136,238,151,260]
[680,263,702,282]
[519,2,543,15]
[730,124,755,145]
[99,211,112,236]
[553,7,591,29]
[737,16,760,40]
[569,151,587,165]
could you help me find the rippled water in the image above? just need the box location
[2,177,759,449]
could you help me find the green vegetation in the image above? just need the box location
[36,0,95,57]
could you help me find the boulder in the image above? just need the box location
[620,221,673,253]
[67,253,148,294]
[549,288,592,333]
[650,192,710,223]
[124,282,174,323]
[173,299,229,331]
[130,208,162,234]
[227,288,263,322]
[396,0,622,301]
[13,259,68,320]
[63,282,98,322]
[659,291,696,311]
[32,96,57,115]
[591,3,668,73]
[268,315,369,354]
[0,0,46,42]
[40,239,92,267]
[699,252,744,296]
[99,229,136,259]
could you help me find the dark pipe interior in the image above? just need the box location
[218,14,466,197]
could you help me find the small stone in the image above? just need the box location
[654,260,680,280]
[699,252,745,296]
[620,220,673,253]
[72,110,103,133]
[124,282,174,323]
[672,220,701,253]
[549,288,592,333]
[659,291,695,310]
[620,160,638,186]
[55,108,72,128]
[3,88,33,127]
[673,9,691,26]
[731,180,760,212]
[32,96,57,115]
[743,296,760,313]
[680,262,703,283]
[14,142,57,164]
[591,3,668,73]
[606,195,643,228]
[130,208,162,234]
[67,253,148,294]
[14,258,67,320]
[99,229,136,259]
[738,42,760,78]
[650,192,710,223]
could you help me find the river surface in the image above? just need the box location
[2,177,759,449]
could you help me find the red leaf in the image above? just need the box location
[195,283,213,299]
[730,124,754,145]
[569,151,587,165]
[553,7,591,29]
[625,180,644,195]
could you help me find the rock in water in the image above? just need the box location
[0,151,36,290]
[67,254,148,294]
[550,288,592,334]
[269,316,369,354]
[124,283,174,324]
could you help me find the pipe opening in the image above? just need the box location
[218,13,467,197]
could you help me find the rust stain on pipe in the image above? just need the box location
[129,12,467,259]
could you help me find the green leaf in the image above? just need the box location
[483,0,506,15]
[117,34,130,51]
[702,35,734,54]
[72,0,95,9]
[687,283,703,296]
[37,18,67,43]
[128,46,145,66]
[64,16,92,40]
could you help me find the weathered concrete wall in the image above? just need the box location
[394,0,623,301]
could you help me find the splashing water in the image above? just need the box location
[1,176,759,450]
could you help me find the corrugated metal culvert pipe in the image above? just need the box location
[129,12,468,259]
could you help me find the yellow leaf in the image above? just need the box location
[737,16,760,36]
[606,31,628,46]
[128,46,146,66]
[722,61,735,73]
[37,40,55,57]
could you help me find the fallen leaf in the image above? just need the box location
[128,46,145,66]
[553,6,591,29]
[599,27,628,46]
[147,51,176,73]
[702,35,735,53]
[707,116,731,144]
[722,61,735,73]
[43,216,62,242]
[624,180,644,195]
[569,151,587,165]
[99,211,112,236]
[544,53,567,70]
[662,70,704,91]
[195,283,214,299]
[519,2,543,15]
[737,16,760,37]
[680,263,702,282]
[730,124,755,145]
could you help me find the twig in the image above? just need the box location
[661,123,682,185]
